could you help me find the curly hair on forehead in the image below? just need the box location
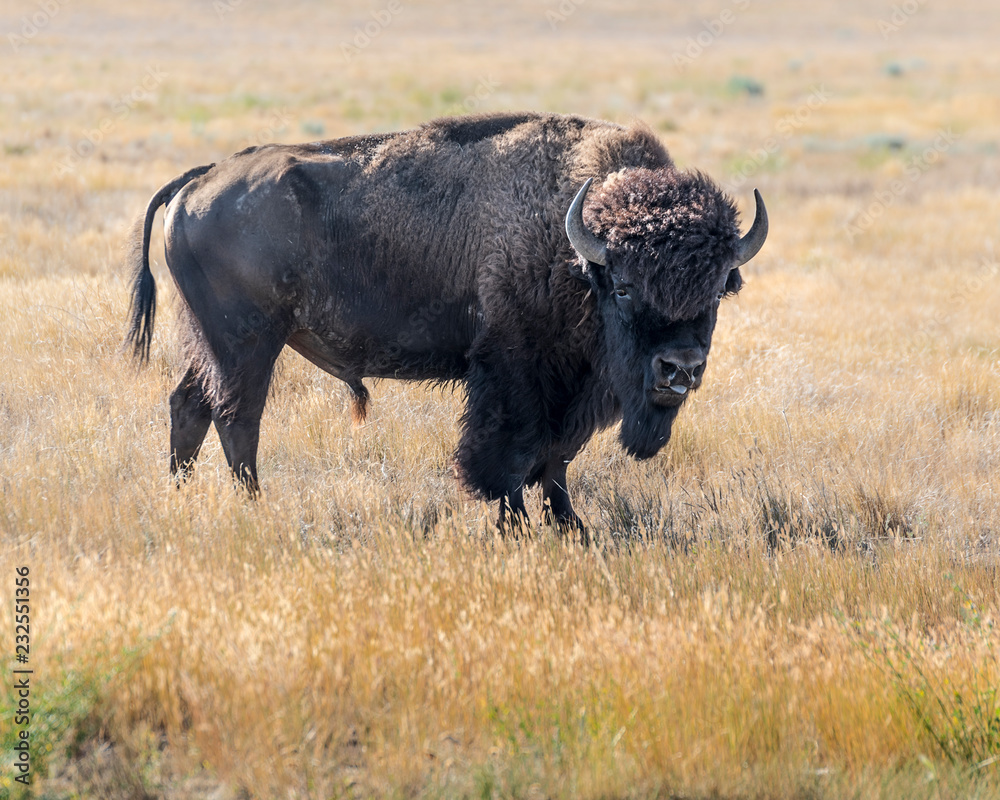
[584,167,742,318]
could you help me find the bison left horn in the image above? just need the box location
[565,177,608,267]
[736,189,768,266]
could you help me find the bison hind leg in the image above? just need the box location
[199,325,288,497]
[211,353,284,497]
[169,365,214,482]
[348,381,370,425]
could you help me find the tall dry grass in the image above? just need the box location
[2,1,999,798]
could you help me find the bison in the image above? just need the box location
[125,111,766,530]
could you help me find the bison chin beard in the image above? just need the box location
[619,402,680,460]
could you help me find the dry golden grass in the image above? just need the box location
[2,1,1000,798]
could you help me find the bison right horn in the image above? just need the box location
[735,189,768,266]
[565,177,608,267]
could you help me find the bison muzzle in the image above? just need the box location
[124,112,767,532]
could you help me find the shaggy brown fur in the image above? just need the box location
[586,168,741,319]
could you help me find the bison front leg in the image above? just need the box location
[457,355,544,534]
[497,485,529,535]
[540,457,587,543]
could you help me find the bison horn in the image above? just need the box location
[565,177,608,267]
[736,189,768,266]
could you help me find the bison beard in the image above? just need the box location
[607,343,682,460]
[620,399,681,461]
[122,111,767,533]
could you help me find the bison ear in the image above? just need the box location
[568,256,613,298]
[567,257,596,285]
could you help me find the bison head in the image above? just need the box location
[566,167,767,459]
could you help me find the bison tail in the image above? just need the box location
[124,164,214,362]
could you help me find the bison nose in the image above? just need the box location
[652,350,706,395]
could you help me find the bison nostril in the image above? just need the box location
[652,357,678,383]
[653,354,706,387]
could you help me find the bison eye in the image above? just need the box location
[614,285,631,299]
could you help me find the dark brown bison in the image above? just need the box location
[125,111,766,530]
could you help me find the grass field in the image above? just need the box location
[2,1,1000,798]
